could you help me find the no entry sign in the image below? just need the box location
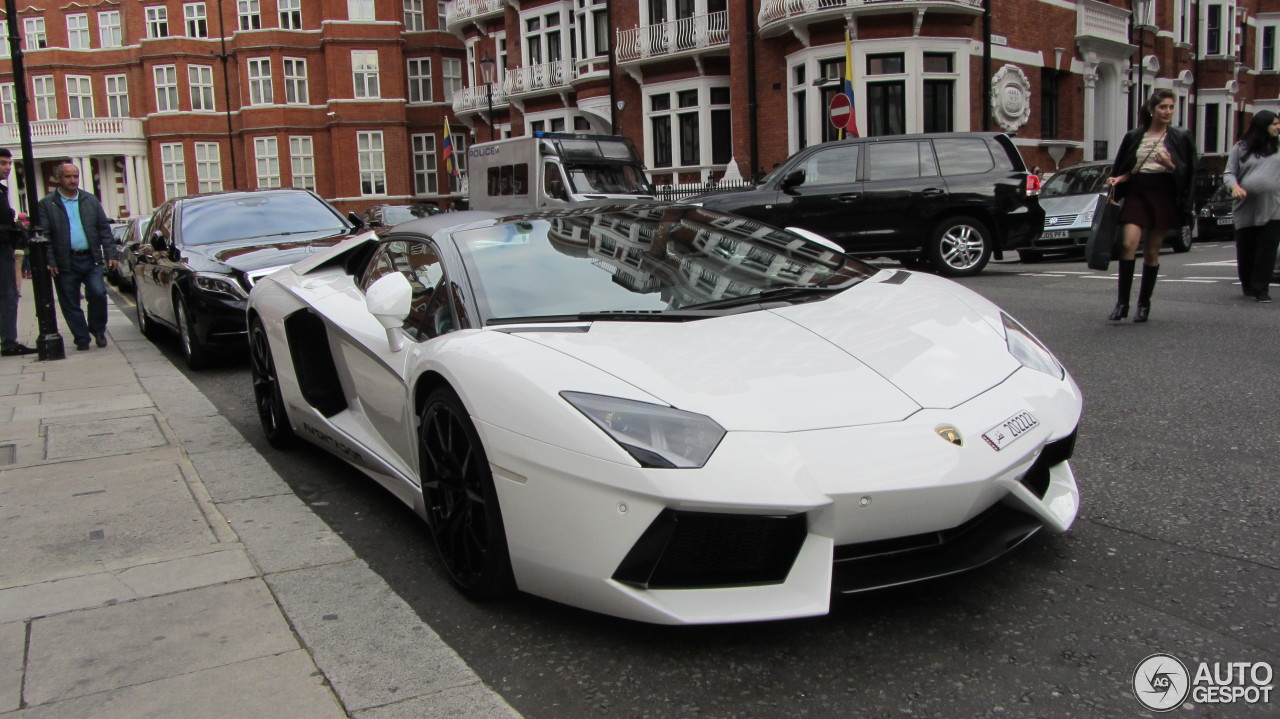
[829,93,852,130]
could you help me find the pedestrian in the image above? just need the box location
[1104,89,1197,322]
[1223,110,1280,303]
[0,148,35,356]
[38,161,118,351]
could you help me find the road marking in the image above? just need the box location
[1188,260,1238,267]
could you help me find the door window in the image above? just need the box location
[799,144,859,186]
[866,141,937,181]
[360,239,458,340]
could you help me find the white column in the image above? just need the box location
[136,154,154,214]
[78,156,95,195]
[124,154,139,218]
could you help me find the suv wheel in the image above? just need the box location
[1170,225,1193,253]
[928,216,992,277]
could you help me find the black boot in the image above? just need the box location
[1134,263,1159,323]
[1110,259,1135,320]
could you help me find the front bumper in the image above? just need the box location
[482,369,1082,624]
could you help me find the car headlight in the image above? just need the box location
[1002,312,1063,379]
[194,272,248,300]
[561,391,725,469]
[1080,210,1094,224]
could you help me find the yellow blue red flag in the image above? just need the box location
[843,30,859,138]
[443,116,458,181]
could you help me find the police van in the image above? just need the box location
[466,133,655,211]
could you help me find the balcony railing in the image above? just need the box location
[505,59,576,97]
[0,117,145,144]
[759,0,982,32]
[616,11,729,64]
[450,83,509,116]
[1077,0,1129,47]
[445,0,505,35]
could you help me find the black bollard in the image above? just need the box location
[23,226,64,360]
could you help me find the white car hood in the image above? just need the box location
[512,275,1021,432]
[1040,193,1103,218]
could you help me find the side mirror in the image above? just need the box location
[365,272,412,352]
[149,231,168,253]
[781,169,805,191]
[348,211,365,230]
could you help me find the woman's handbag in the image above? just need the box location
[1086,187,1122,271]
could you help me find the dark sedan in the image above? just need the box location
[361,203,441,236]
[108,213,153,291]
[134,188,372,368]
[1196,183,1234,243]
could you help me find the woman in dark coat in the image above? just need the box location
[1105,89,1197,322]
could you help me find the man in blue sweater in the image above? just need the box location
[38,162,118,351]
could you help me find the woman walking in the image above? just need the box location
[1223,110,1280,303]
[1105,89,1197,322]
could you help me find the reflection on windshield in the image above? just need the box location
[565,164,652,195]
[180,193,347,245]
[383,205,438,224]
[1040,165,1109,198]
[452,204,875,322]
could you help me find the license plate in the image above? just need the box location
[1041,230,1069,240]
[1217,218,1233,225]
[981,411,1040,451]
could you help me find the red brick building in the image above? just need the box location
[1,1,1275,217]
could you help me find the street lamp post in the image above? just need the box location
[4,0,64,360]
[480,53,496,141]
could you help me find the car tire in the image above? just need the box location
[136,287,163,341]
[928,216,993,277]
[418,387,515,600]
[175,293,209,370]
[1018,249,1044,264]
[249,317,296,449]
[1170,225,1194,253]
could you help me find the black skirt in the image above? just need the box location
[1117,172,1182,230]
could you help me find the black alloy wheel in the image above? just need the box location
[1170,225,1194,253]
[418,387,515,599]
[249,317,296,449]
[928,216,993,277]
[175,293,209,370]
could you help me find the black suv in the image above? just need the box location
[688,132,1043,276]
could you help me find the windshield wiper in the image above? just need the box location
[488,309,725,326]
[682,284,849,310]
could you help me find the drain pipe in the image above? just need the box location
[746,5,759,180]
[982,0,991,131]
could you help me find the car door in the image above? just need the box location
[849,140,947,253]
[326,237,461,476]
[136,202,176,326]
[770,142,863,249]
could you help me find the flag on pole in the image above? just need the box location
[843,30,859,138]
[442,116,459,185]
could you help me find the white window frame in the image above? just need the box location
[641,78,733,173]
[238,0,262,31]
[190,65,215,111]
[289,136,315,190]
[195,142,222,192]
[438,2,447,30]
[146,6,170,39]
[24,17,47,49]
[160,143,187,199]
[1259,15,1280,73]
[248,57,273,105]
[520,7,568,69]
[32,76,56,120]
[0,84,14,124]
[404,0,425,31]
[352,50,381,99]
[1202,2,1237,58]
[407,57,432,104]
[66,76,94,119]
[357,130,387,196]
[154,65,179,112]
[412,133,438,195]
[279,0,303,29]
[67,14,90,50]
[1199,95,1232,154]
[442,57,462,102]
[283,58,309,104]
[348,0,375,22]
[99,11,122,48]
[575,0,610,60]
[106,74,129,117]
[254,136,281,189]
[185,3,209,38]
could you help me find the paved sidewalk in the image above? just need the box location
[0,289,521,718]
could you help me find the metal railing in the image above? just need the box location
[759,0,982,27]
[616,10,729,63]
[505,59,576,97]
[654,179,755,202]
[1076,0,1129,46]
[0,117,144,143]
[450,83,509,116]
[444,0,505,33]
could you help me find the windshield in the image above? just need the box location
[451,204,875,323]
[1040,164,1110,198]
[180,193,347,245]
[564,164,653,195]
[382,205,438,224]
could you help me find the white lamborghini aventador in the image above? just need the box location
[246,202,1082,625]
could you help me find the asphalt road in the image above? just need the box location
[109,240,1278,718]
